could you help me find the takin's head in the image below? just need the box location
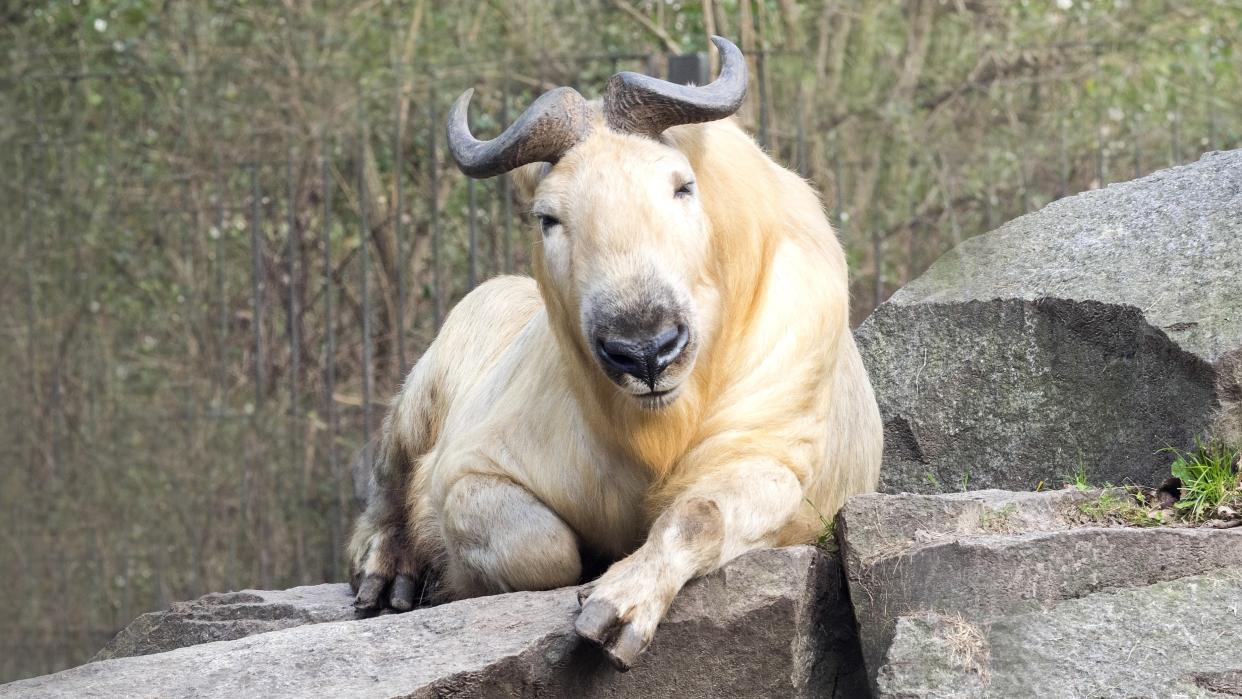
[447,37,747,411]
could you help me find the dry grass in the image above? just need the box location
[939,614,992,685]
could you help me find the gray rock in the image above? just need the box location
[3,546,865,699]
[856,149,1242,493]
[876,568,1242,699]
[93,584,356,661]
[837,489,1242,690]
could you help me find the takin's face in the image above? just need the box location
[524,130,716,411]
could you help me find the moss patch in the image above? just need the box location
[1074,489,1167,527]
[979,504,1019,533]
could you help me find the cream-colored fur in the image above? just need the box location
[349,112,883,668]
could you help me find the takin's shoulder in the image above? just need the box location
[422,275,543,389]
[440,275,542,333]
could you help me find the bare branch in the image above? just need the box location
[610,0,682,54]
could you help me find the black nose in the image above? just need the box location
[595,324,689,389]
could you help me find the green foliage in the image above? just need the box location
[1065,461,1091,492]
[1165,439,1241,523]
[805,498,837,553]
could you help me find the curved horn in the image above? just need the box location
[447,86,592,179]
[603,36,748,137]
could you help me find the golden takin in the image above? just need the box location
[349,36,883,670]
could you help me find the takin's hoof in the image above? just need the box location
[574,598,650,671]
[388,574,417,611]
[352,573,390,615]
[352,572,420,616]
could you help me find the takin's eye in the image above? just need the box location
[674,181,695,199]
[537,214,561,235]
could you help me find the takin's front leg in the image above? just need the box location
[440,472,584,598]
[575,460,803,670]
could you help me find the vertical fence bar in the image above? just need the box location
[179,177,197,416]
[18,137,45,622]
[1206,71,1217,151]
[832,137,845,227]
[467,179,477,290]
[214,175,227,401]
[501,76,513,275]
[394,90,407,375]
[248,164,264,406]
[359,137,374,470]
[20,144,39,482]
[1093,56,1105,187]
[101,78,120,589]
[756,50,769,149]
[288,151,301,409]
[1169,98,1181,166]
[215,174,237,589]
[501,175,513,274]
[50,134,65,479]
[321,153,342,577]
[872,228,884,309]
[246,161,264,586]
[287,147,306,581]
[176,173,202,587]
[429,98,442,328]
[488,180,499,279]
[983,150,997,231]
[1057,112,1069,198]
[1011,96,1031,213]
[796,89,808,179]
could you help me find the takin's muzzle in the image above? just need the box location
[585,281,696,395]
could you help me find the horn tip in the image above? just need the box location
[709,35,738,53]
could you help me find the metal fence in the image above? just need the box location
[2,35,1239,682]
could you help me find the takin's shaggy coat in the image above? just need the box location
[349,38,882,669]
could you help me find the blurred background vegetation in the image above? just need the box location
[2,0,1240,683]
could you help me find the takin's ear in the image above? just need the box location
[509,162,550,206]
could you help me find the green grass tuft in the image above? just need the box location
[1164,439,1241,523]
[1063,460,1091,491]
[805,498,838,552]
